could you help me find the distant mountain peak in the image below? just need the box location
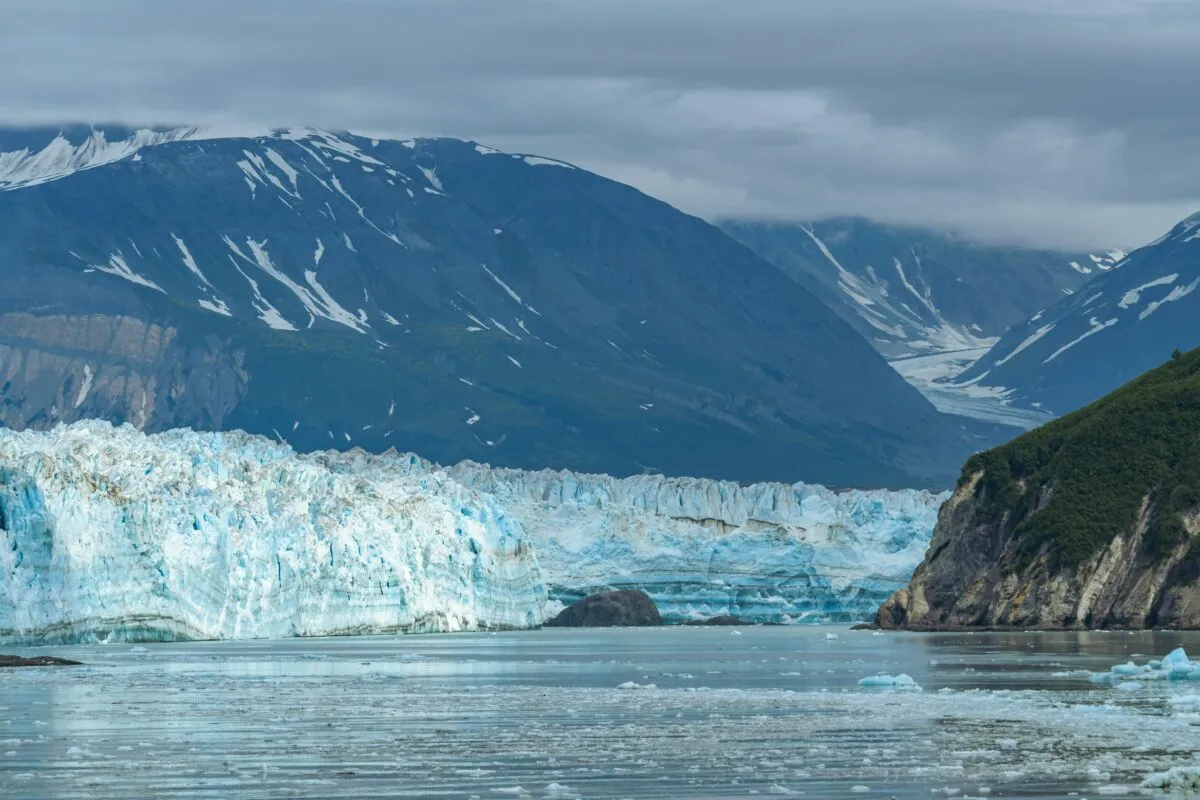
[0,126,199,190]
[954,208,1200,416]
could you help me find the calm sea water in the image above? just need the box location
[2,626,1199,798]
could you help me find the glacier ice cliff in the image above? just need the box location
[422,463,948,623]
[0,422,947,643]
[0,422,544,644]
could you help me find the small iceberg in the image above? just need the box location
[857,673,921,691]
[1088,647,1200,687]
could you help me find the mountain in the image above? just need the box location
[954,211,1200,417]
[877,348,1200,630]
[0,125,997,488]
[718,217,1119,361]
[0,420,946,643]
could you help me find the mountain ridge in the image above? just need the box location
[954,210,1200,416]
[719,217,1117,361]
[0,125,1002,488]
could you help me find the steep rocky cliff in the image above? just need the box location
[878,348,1200,629]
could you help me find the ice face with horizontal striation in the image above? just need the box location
[431,463,948,623]
[0,421,945,643]
[0,421,544,645]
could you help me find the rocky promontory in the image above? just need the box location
[878,349,1200,630]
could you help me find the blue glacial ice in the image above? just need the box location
[433,462,947,623]
[1089,647,1200,685]
[0,421,947,643]
[0,422,544,644]
[857,673,922,690]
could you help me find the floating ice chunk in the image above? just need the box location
[1114,681,1144,692]
[825,632,840,641]
[850,785,871,793]
[858,673,921,691]
[543,783,579,798]
[1168,694,1200,711]
[1090,647,1200,684]
[996,739,1018,751]
[768,785,797,794]
[616,681,656,690]
[1161,647,1200,678]
[1142,766,1200,793]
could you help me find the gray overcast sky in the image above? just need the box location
[3,0,1199,250]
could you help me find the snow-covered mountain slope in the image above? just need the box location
[888,348,1055,430]
[0,125,199,189]
[0,421,544,645]
[719,218,1112,361]
[0,125,1006,488]
[0,421,946,643]
[956,211,1200,415]
[433,463,946,623]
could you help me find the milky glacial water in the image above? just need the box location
[2,627,1199,799]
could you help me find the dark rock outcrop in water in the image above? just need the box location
[1,654,82,667]
[878,348,1200,630]
[544,590,663,627]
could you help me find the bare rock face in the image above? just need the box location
[877,473,1200,630]
[544,590,663,628]
[0,312,248,433]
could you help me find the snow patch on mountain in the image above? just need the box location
[0,127,198,190]
[797,225,1001,358]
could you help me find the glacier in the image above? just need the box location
[431,463,947,623]
[0,422,544,644]
[0,422,946,644]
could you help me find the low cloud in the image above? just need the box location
[3,0,1199,249]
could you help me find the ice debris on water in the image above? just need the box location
[1088,647,1200,686]
[617,681,656,690]
[857,673,921,691]
[1141,766,1200,793]
[825,632,840,641]
[1168,694,1200,711]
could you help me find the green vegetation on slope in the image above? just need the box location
[963,347,1200,568]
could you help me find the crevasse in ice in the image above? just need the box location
[0,421,544,644]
